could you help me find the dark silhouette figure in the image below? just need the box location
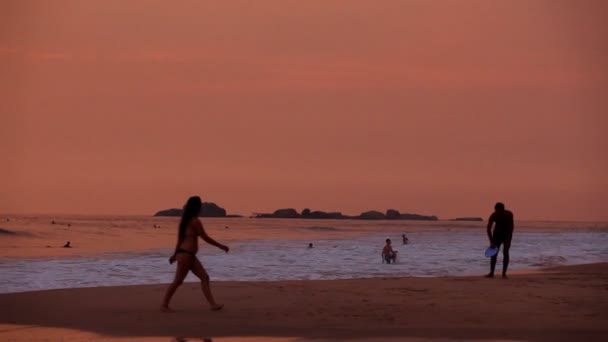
[402,234,409,245]
[51,220,56,225]
[63,241,71,248]
[161,196,229,312]
[308,243,313,248]
[382,239,397,264]
[486,202,514,278]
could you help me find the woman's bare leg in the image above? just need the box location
[161,255,191,312]
[191,257,222,310]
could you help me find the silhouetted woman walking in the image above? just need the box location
[161,196,229,312]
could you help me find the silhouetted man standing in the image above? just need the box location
[486,202,514,278]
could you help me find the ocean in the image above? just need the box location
[0,215,606,293]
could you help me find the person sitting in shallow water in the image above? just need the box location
[382,239,397,263]
[63,241,71,248]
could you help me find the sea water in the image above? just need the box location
[0,217,606,293]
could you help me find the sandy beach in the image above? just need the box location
[4,0,607,340]
[1,263,606,341]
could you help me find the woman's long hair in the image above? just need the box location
[178,196,202,240]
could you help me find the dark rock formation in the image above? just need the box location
[358,210,386,220]
[254,208,301,218]
[257,208,346,219]
[0,228,17,235]
[252,208,438,221]
[450,217,483,221]
[155,208,183,217]
[271,208,301,218]
[200,202,227,217]
[399,213,438,221]
[154,202,227,217]
[386,209,401,219]
[306,211,344,219]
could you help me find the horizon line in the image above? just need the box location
[1,211,607,224]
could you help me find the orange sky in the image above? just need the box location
[1,0,607,221]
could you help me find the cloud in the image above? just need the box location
[25,51,72,62]
[0,46,19,57]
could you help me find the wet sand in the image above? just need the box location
[1,263,606,341]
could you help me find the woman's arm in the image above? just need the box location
[168,234,183,264]
[195,220,229,252]
[173,238,182,254]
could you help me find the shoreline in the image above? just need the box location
[1,263,607,341]
[0,261,602,296]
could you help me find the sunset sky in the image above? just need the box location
[1,0,607,221]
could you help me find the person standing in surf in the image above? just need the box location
[486,202,514,278]
[382,239,398,264]
[161,196,229,312]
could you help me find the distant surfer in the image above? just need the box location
[161,196,229,312]
[486,202,514,278]
[308,243,313,248]
[63,241,71,248]
[402,234,409,245]
[382,239,397,264]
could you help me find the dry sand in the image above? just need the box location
[1,263,606,342]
